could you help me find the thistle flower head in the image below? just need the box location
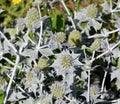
[51,82,65,99]
[86,4,97,20]
[51,50,81,75]
[35,56,50,72]
[16,18,25,32]
[60,54,73,69]
[54,32,66,43]
[25,8,39,30]
[12,0,22,4]
[68,30,81,47]
[7,28,16,36]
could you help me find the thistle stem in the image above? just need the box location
[90,40,120,62]
[100,71,107,92]
[108,28,120,34]
[36,5,43,50]
[111,9,120,13]
[110,0,113,12]
[87,69,90,103]
[86,51,95,103]
[2,57,21,68]
[60,0,76,29]
[4,55,20,104]
[6,74,33,98]
[39,73,44,95]
[88,29,120,39]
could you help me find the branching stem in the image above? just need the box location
[36,5,43,50]
[88,29,120,39]
[90,41,120,63]
[2,57,21,68]
[0,31,17,53]
[6,74,33,98]
[60,0,76,29]
[4,55,20,104]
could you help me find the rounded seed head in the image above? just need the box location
[25,8,39,30]
[54,32,66,43]
[68,30,81,47]
[7,28,16,36]
[51,83,64,99]
[36,56,50,71]
[60,54,73,69]
[86,4,97,19]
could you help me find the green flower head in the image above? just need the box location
[54,32,66,43]
[7,28,16,36]
[60,54,73,69]
[25,8,39,30]
[51,82,65,99]
[86,4,97,20]
[68,30,81,47]
[51,50,81,75]
[35,56,50,72]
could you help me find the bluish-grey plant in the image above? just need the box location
[1,0,120,104]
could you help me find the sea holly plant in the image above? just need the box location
[1,0,120,104]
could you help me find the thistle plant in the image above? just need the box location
[74,4,97,22]
[1,0,120,104]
